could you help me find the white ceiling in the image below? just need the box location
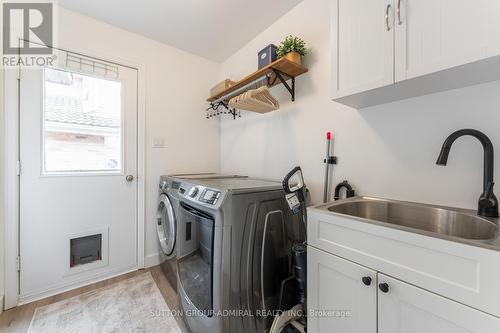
[58,0,302,62]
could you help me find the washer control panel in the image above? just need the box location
[187,186,199,198]
[199,188,221,205]
[159,180,168,191]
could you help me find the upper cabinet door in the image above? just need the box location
[307,246,377,333]
[396,0,500,81]
[332,0,395,98]
[378,274,500,333]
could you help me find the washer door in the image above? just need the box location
[157,193,176,257]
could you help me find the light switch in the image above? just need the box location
[152,137,166,148]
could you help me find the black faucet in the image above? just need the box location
[334,180,355,201]
[436,129,498,218]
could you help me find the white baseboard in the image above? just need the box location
[0,295,4,315]
[15,253,160,306]
[145,252,162,268]
[18,264,137,305]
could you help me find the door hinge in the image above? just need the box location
[16,161,21,176]
[16,255,21,272]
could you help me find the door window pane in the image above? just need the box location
[43,68,123,174]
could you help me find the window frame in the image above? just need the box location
[40,66,126,177]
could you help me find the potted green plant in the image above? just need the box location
[276,35,309,65]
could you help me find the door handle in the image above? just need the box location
[397,0,403,25]
[126,175,134,182]
[385,4,393,31]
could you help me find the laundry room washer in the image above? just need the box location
[157,176,179,290]
[170,177,294,333]
[156,174,248,290]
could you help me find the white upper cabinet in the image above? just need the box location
[332,0,500,108]
[332,0,395,97]
[378,274,500,333]
[396,0,500,81]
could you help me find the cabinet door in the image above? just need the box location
[307,246,377,333]
[395,0,500,81]
[332,0,395,98]
[378,274,500,333]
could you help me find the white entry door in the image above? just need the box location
[19,48,138,301]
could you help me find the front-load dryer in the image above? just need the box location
[171,177,293,333]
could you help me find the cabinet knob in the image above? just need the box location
[379,283,390,293]
[362,276,372,286]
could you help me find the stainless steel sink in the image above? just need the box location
[326,197,498,241]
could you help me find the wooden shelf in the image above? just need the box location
[207,57,308,102]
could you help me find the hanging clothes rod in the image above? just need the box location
[211,75,270,105]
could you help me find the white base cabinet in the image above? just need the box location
[379,274,500,333]
[308,246,377,333]
[308,246,500,333]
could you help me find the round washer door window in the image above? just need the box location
[156,194,176,257]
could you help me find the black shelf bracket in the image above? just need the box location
[267,68,296,102]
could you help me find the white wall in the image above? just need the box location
[56,7,221,265]
[220,0,500,210]
[1,5,220,302]
[3,0,500,306]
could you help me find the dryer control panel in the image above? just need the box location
[199,188,221,205]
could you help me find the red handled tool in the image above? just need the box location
[323,132,337,203]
